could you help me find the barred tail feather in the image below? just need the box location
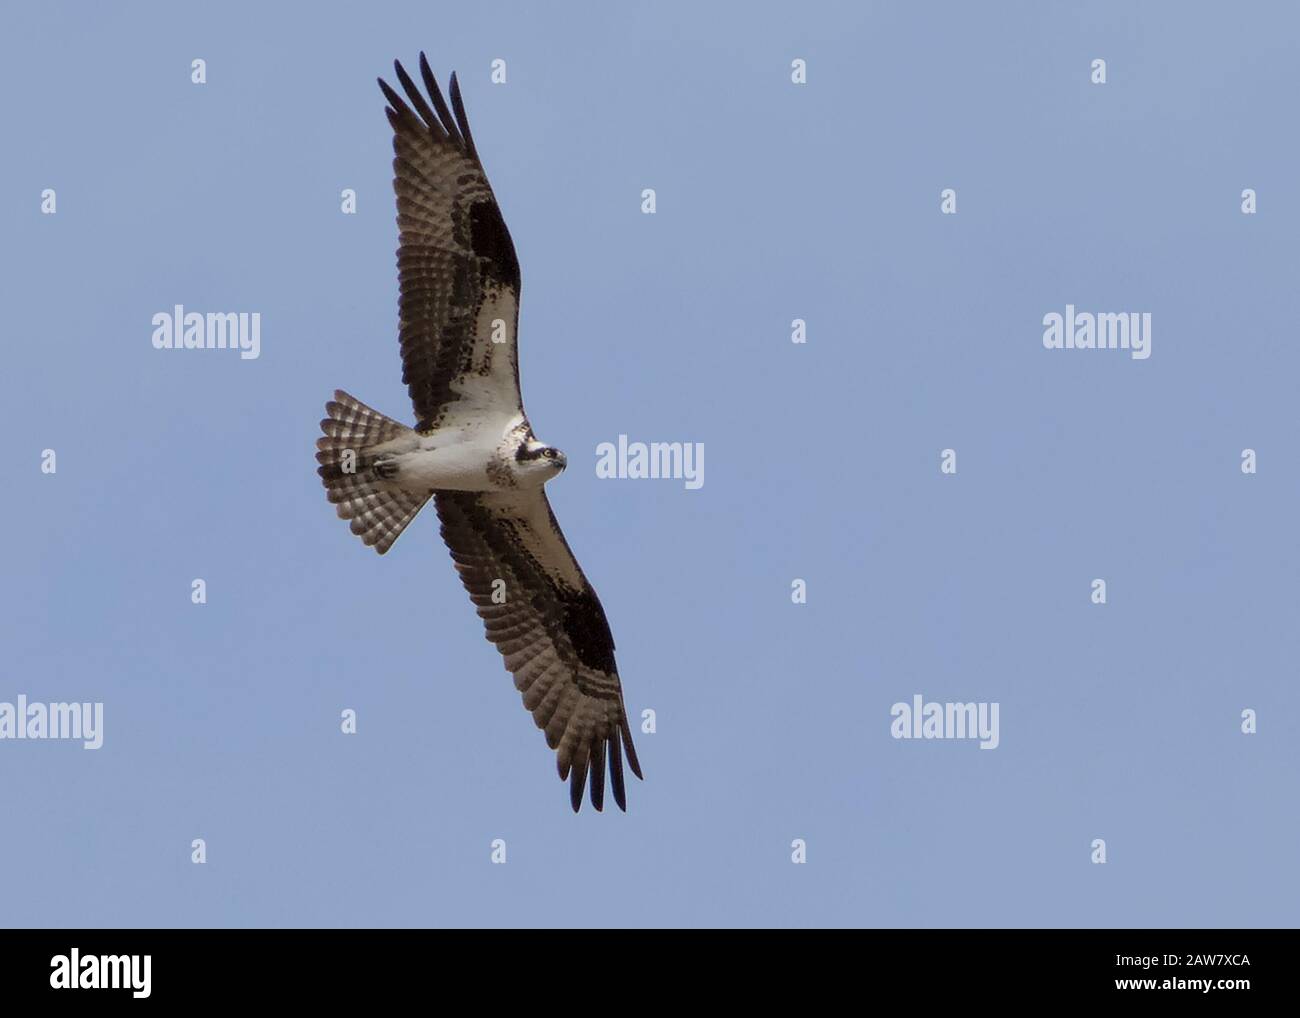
[316,390,428,554]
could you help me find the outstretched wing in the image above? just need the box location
[435,490,642,812]
[379,54,522,432]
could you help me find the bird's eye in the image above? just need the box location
[543,448,556,458]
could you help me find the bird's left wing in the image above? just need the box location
[434,490,642,811]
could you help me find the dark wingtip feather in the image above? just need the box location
[417,52,463,147]
[377,76,403,111]
[608,734,627,812]
[391,61,421,108]
[378,78,423,138]
[569,763,585,812]
[621,719,643,780]
[448,72,479,161]
[393,59,443,138]
[589,740,606,812]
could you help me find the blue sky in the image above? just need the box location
[1,1,1297,927]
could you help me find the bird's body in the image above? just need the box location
[366,414,549,493]
[315,55,641,812]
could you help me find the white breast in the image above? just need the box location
[391,416,523,493]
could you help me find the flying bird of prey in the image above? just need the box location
[316,55,641,812]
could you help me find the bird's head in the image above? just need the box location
[514,440,567,483]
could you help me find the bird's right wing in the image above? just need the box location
[379,54,523,432]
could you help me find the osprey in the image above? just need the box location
[316,55,641,812]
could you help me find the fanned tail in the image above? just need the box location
[316,389,428,554]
